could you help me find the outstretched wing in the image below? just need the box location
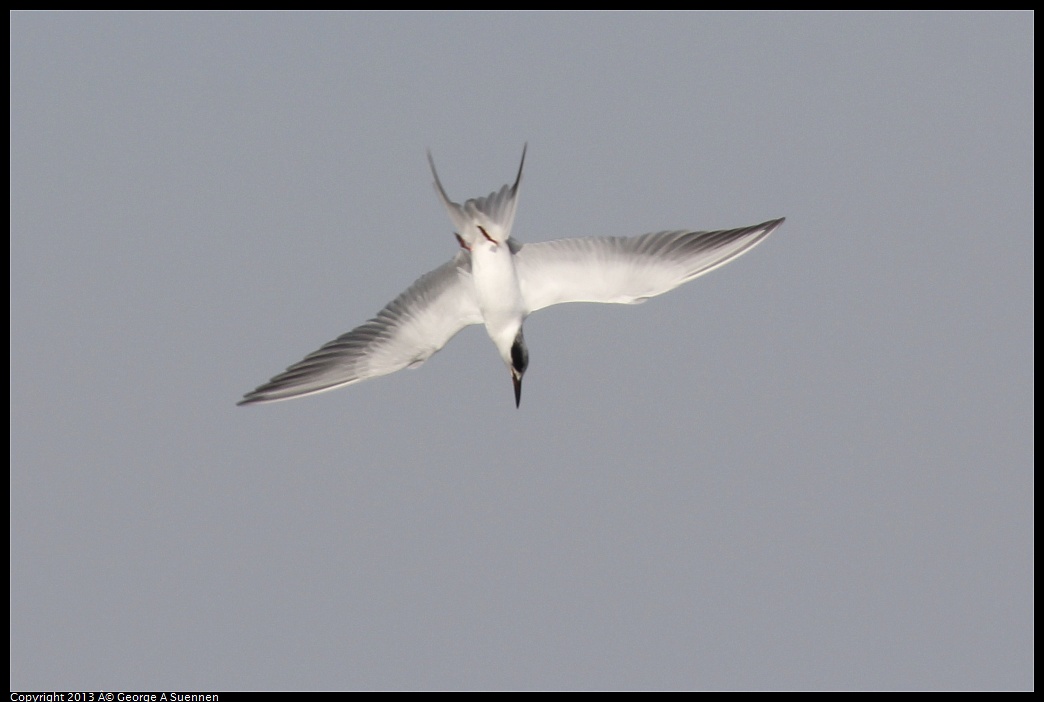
[239,253,482,405]
[514,218,783,313]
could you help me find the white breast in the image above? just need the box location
[470,240,525,344]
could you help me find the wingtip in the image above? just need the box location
[757,217,786,236]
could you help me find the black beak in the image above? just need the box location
[512,373,522,408]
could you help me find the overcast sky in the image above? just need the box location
[10,11,1033,691]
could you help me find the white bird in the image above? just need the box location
[239,146,783,407]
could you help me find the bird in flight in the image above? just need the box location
[239,146,783,407]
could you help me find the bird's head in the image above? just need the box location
[508,328,529,408]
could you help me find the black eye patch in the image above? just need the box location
[511,338,528,373]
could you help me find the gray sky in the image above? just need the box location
[10,11,1033,691]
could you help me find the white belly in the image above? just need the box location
[470,240,525,342]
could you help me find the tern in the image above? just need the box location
[239,146,783,407]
